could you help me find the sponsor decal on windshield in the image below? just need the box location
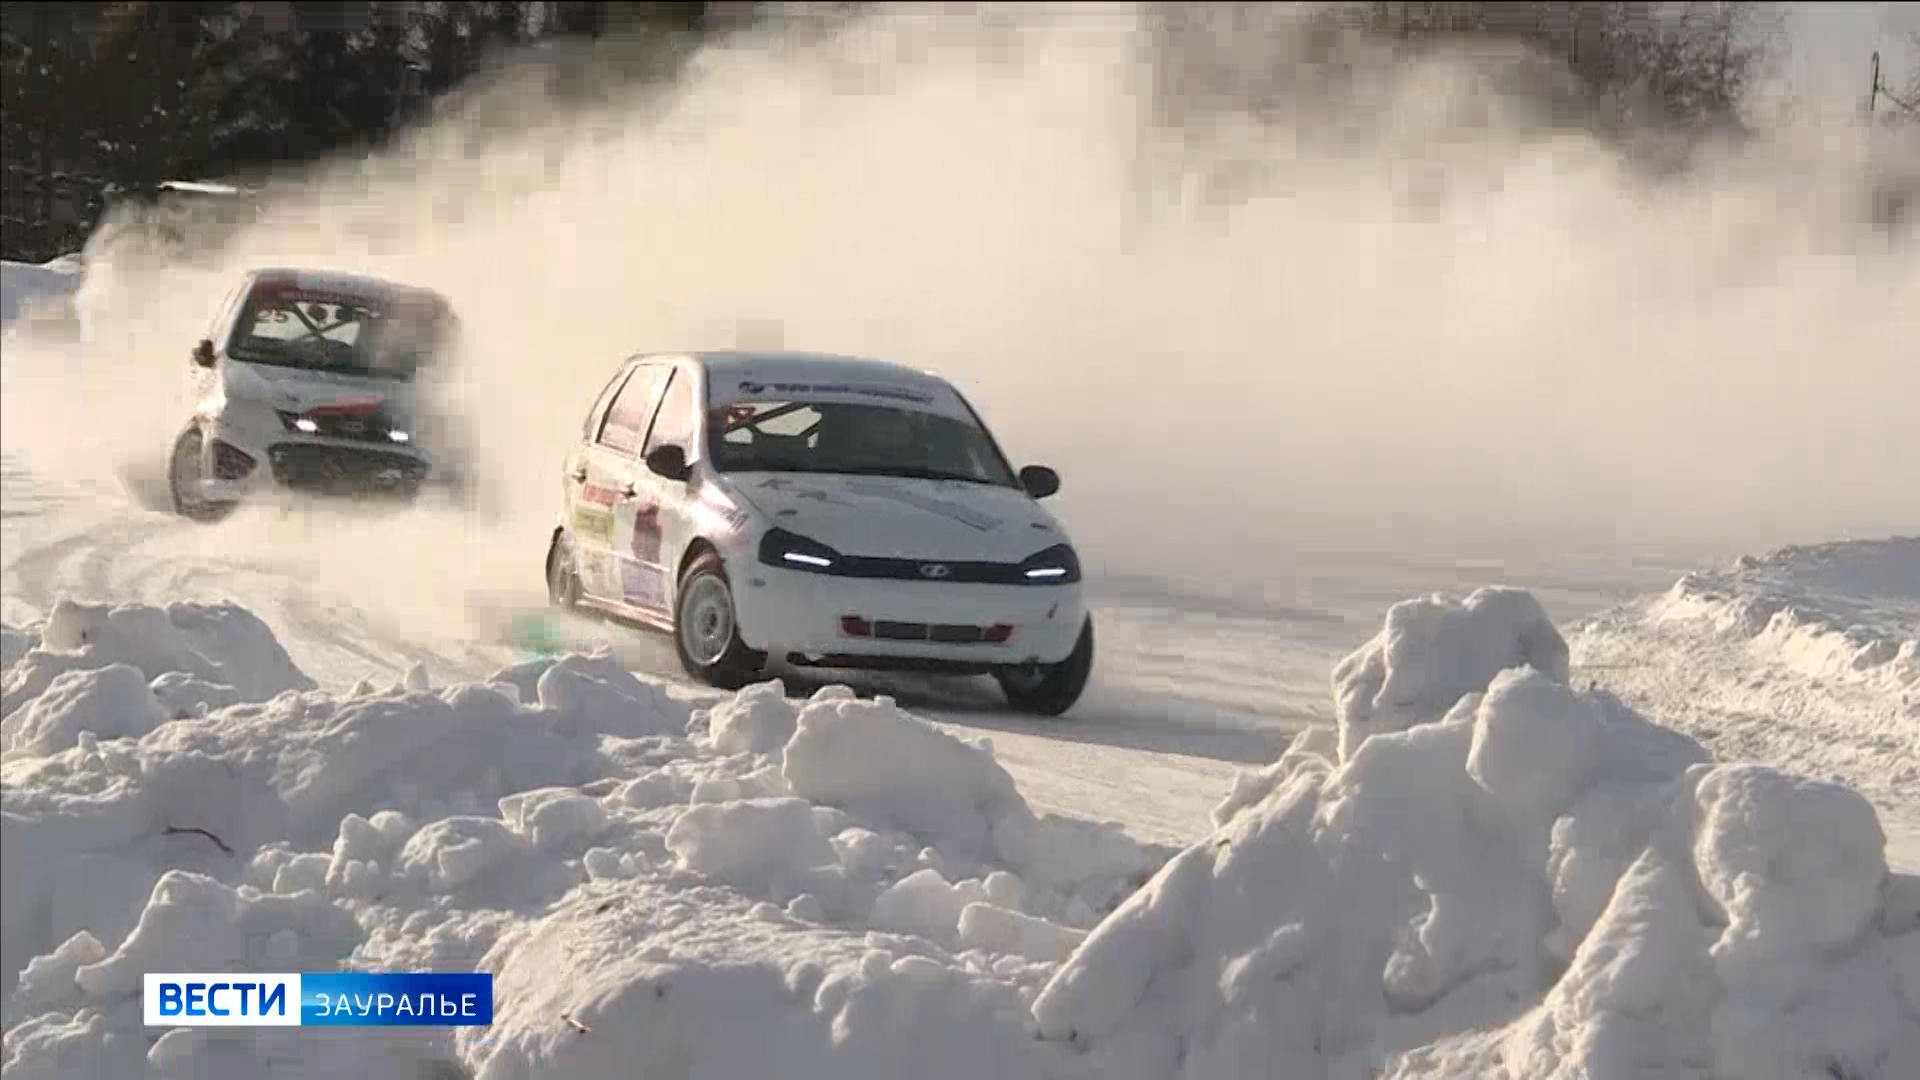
[733,379,937,406]
[716,378,972,421]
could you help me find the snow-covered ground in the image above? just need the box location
[1573,538,1920,870]
[4,577,1915,1077]
[5,263,1918,1076]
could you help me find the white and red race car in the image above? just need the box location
[545,350,1095,716]
[168,267,468,521]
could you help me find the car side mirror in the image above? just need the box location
[1018,464,1060,500]
[645,444,691,482]
[191,339,216,368]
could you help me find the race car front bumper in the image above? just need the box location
[264,442,431,499]
[195,418,434,504]
[728,561,1087,672]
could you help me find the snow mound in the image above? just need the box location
[5,586,1911,1079]
[1570,538,1919,862]
[1,595,1162,1078]
[1654,537,1919,690]
[1330,586,1569,760]
[1031,591,1918,1079]
[2,598,315,727]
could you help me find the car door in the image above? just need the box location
[570,362,668,603]
[614,362,699,615]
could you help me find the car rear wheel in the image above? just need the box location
[996,617,1094,717]
[545,529,581,609]
[673,551,766,690]
[168,426,237,524]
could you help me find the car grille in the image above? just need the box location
[841,616,1013,645]
[820,556,1041,585]
[277,409,397,444]
[267,443,428,497]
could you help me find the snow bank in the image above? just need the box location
[4,586,1913,1078]
[0,256,83,327]
[3,598,313,729]
[1,595,1162,1078]
[1652,537,1920,691]
[1571,538,1919,861]
[1032,586,1919,1080]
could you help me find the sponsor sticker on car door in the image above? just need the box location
[614,503,667,610]
[572,363,667,602]
[574,481,619,544]
[616,367,698,612]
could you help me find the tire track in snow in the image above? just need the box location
[0,469,514,688]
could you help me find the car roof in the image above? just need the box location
[670,350,950,388]
[247,267,444,303]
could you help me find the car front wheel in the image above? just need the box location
[545,529,581,609]
[673,551,766,690]
[168,426,237,524]
[996,617,1094,717]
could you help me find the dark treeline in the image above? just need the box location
[0,2,1868,264]
[0,1,785,261]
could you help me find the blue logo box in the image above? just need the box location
[299,972,494,1027]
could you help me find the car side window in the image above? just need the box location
[209,281,247,342]
[582,366,632,441]
[598,365,666,455]
[643,369,696,455]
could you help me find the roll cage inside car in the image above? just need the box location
[225,280,454,379]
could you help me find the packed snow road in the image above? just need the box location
[0,433,1720,849]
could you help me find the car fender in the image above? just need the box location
[669,476,764,603]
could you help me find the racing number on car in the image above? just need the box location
[630,500,662,563]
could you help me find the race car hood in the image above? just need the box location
[223,360,421,425]
[724,472,1069,563]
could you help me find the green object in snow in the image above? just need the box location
[507,613,566,659]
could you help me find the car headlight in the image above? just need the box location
[758,527,840,572]
[1018,543,1081,584]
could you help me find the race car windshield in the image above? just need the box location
[707,401,1020,488]
[225,287,450,380]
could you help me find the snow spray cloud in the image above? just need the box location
[7,3,1917,628]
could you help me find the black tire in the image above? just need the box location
[545,529,581,609]
[167,426,237,524]
[996,617,1095,717]
[672,550,766,691]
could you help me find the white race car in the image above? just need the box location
[545,350,1094,716]
[168,268,467,521]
